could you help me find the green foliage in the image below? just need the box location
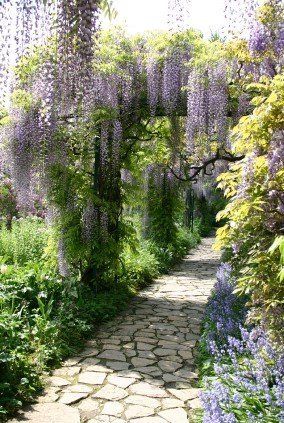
[0,218,48,266]
[121,239,160,287]
[216,74,284,336]
[195,190,227,237]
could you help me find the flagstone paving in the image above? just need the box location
[9,237,220,423]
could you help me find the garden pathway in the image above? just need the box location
[10,237,220,423]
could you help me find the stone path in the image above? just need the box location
[10,237,220,423]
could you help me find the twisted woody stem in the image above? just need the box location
[167,147,245,182]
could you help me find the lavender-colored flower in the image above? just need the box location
[249,22,269,53]
[201,264,284,422]
[146,57,160,116]
[162,51,182,114]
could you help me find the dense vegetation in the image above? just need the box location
[0,0,283,421]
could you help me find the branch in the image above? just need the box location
[168,148,245,182]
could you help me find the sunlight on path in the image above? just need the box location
[10,237,220,423]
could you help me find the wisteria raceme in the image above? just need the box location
[275,26,284,54]
[237,152,257,199]
[146,58,160,116]
[186,63,228,152]
[236,92,251,120]
[82,200,96,243]
[121,65,135,112]
[9,109,36,208]
[0,0,55,106]
[100,121,109,173]
[249,22,269,53]
[186,69,207,151]
[56,0,99,103]
[58,236,69,277]
[208,62,228,143]
[268,131,284,177]
[112,119,122,172]
[224,0,259,38]
[162,51,182,114]
[121,169,133,184]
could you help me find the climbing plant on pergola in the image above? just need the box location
[0,0,283,285]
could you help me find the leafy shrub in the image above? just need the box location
[121,240,160,288]
[0,217,48,266]
[149,224,201,272]
[216,74,284,331]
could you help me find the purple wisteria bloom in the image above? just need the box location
[249,23,269,53]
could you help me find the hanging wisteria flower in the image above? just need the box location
[162,50,182,114]
[146,57,160,116]
[249,22,269,53]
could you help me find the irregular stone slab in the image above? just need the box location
[86,364,113,373]
[168,388,200,402]
[63,357,82,366]
[107,375,136,388]
[78,372,107,385]
[102,344,121,350]
[125,349,137,358]
[158,407,189,423]
[64,384,93,393]
[102,401,124,416]
[137,342,154,351]
[162,374,188,383]
[9,403,80,423]
[77,398,100,412]
[53,367,81,377]
[81,357,101,366]
[104,338,121,345]
[92,384,128,400]
[59,392,88,405]
[158,360,182,372]
[158,335,183,343]
[117,370,142,379]
[125,405,154,420]
[182,340,196,348]
[125,395,161,409]
[153,348,177,357]
[131,358,156,367]
[178,350,193,359]
[134,337,158,345]
[157,341,185,349]
[129,382,169,398]
[50,377,71,387]
[89,418,126,423]
[78,348,99,357]
[37,387,60,404]
[161,398,184,409]
[138,351,156,359]
[97,350,126,361]
[188,397,202,409]
[129,417,167,423]
[174,370,198,380]
[134,366,162,377]
[106,361,130,371]
[150,323,176,331]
